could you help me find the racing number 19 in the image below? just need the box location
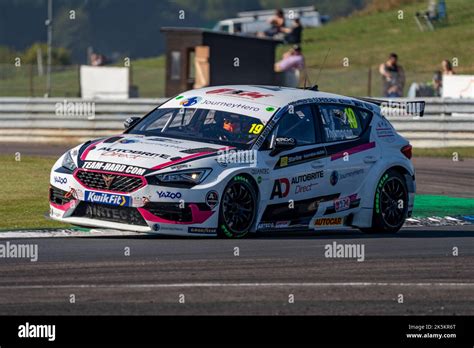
[249,123,264,134]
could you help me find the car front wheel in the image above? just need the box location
[217,175,257,238]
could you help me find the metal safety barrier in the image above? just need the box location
[0,97,473,147]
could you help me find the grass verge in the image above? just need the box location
[0,155,472,230]
[413,147,474,159]
[0,155,69,229]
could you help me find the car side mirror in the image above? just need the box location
[124,116,140,129]
[270,137,297,156]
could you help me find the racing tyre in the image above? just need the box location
[361,169,408,234]
[218,175,258,238]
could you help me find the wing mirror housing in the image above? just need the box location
[270,137,297,156]
[124,116,140,129]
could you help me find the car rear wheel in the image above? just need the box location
[361,169,408,234]
[217,175,257,238]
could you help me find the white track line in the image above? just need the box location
[0,282,473,289]
[0,230,138,238]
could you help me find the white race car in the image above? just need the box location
[49,85,422,238]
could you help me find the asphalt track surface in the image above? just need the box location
[0,143,472,315]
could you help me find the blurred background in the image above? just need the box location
[1,0,471,98]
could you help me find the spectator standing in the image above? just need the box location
[282,18,303,44]
[275,45,305,72]
[263,9,286,38]
[379,53,405,97]
[441,59,455,75]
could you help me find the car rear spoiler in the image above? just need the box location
[355,97,425,117]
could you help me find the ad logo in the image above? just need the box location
[180,96,202,107]
[205,190,219,209]
[85,191,131,207]
[54,176,67,185]
[102,174,115,189]
[270,178,290,199]
[157,191,182,199]
[315,217,343,226]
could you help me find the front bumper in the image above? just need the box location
[49,173,220,236]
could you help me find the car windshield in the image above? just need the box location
[128,108,266,149]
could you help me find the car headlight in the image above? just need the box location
[155,169,212,187]
[61,151,77,172]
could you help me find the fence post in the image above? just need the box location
[77,64,81,98]
[367,67,372,97]
[29,65,34,97]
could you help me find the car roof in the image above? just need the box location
[182,85,364,108]
[159,85,377,124]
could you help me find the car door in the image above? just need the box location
[256,104,334,230]
[315,103,378,215]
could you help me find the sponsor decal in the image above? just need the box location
[84,191,131,207]
[97,147,171,160]
[257,221,291,230]
[315,217,343,226]
[275,220,291,228]
[270,178,290,199]
[206,88,273,99]
[258,222,275,229]
[133,195,151,206]
[257,176,262,184]
[180,96,202,107]
[85,204,143,224]
[157,191,182,200]
[325,128,356,140]
[339,168,364,181]
[201,99,260,112]
[330,169,364,187]
[276,147,326,169]
[330,171,339,186]
[291,171,324,184]
[334,196,351,212]
[65,187,81,200]
[205,190,219,209]
[295,183,316,195]
[152,223,160,231]
[376,121,396,142]
[83,161,147,175]
[291,171,323,195]
[275,137,295,146]
[169,163,191,171]
[251,168,270,175]
[188,227,217,234]
[53,176,67,185]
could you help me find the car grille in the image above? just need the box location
[75,170,144,193]
[49,186,73,205]
[72,202,148,226]
[143,203,211,223]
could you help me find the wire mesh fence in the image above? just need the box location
[0,63,436,98]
